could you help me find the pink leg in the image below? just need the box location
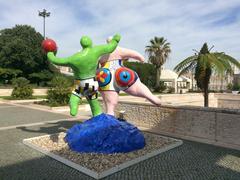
[124,79,161,106]
[100,91,119,116]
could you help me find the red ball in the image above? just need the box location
[42,38,57,53]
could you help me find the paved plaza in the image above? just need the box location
[0,103,240,180]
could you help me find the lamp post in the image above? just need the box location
[38,9,50,39]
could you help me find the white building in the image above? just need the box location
[233,64,240,86]
[160,69,191,93]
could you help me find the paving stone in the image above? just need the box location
[0,106,70,127]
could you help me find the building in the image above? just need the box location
[161,68,234,93]
[233,65,240,86]
[183,72,233,91]
[233,74,240,86]
[160,69,191,93]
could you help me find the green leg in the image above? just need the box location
[69,94,81,116]
[88,98,102,117]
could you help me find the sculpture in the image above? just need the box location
[42,34,121,117]
[42,35,145,154]
[97,37,162,115]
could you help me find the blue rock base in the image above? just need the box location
[64,113,145,154]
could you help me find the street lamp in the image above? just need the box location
[38,9,50,39]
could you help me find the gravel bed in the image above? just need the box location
[27,132,178,173]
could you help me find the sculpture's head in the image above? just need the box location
[106,36,113,43]
[80,36,93,48]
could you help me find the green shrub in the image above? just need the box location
[167,86,175,93]
[47,75,73,106]
[154,81,167,93]
[227,83,233,90]
[232,83,240,91]
[11,77,33,99]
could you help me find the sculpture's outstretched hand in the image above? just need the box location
[112,34,121,43]
[94,34,121,56]
[119,47,145,63]
[42,39,57,53]
[41,39,70,66]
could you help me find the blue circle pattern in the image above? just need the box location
[97,68,111,87]
[119,71,131,83]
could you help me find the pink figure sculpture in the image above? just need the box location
[96,37,161,116]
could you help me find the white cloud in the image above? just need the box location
[0,0,239,69]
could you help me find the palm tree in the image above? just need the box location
[145,37,171,91]
[174,43,240,107]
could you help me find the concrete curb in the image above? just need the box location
[5,99,47,103]
[3,101,91,116]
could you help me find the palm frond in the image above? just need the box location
[174,55,197,73]
[177,61,197,77]
[214,56,233,74]
[213,52,240,69]
[205,54,225,75]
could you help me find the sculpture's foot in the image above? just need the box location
[117,118,126,122]
[69,94,80,116]
[88,98,102,117]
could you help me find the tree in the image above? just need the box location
[29,70,54,86]
[145,37,171,91]
[174,43,240,107]
[0,67,22,84]
[0,25,57,84]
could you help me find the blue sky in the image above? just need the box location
[0,0,239,70]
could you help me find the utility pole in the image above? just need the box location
[38,9,50,39]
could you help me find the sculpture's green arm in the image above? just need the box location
[47,52,73,66]
[93,34,121,56]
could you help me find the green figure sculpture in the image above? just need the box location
[46,34,121,117]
